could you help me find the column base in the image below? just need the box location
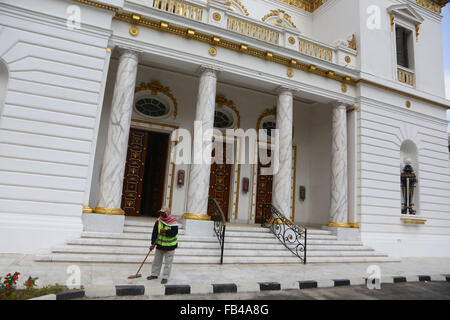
[182,214,214,237]
[181,213,211,221]
[93,207,125,215]
[326,222,359,228]
[325,224,360,241]
[82,213,124,233]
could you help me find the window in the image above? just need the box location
[396,26,412,69]
[262,120,277,137]
[214,110,234,129]
[135,97,169,118]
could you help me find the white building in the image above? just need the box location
[0,0,449,262]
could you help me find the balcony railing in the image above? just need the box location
[299,39,333,62]
[152,0,203,22]
[227,17,280,45]
[133,0,357,67]
[397,67,415,86]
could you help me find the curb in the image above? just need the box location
[34,274,449,299]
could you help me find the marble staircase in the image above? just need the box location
[35,217,400,264]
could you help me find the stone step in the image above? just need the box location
[36,253,399,264]
[50,246,297,257]
[51,245,386,258]
[306,256,401,263]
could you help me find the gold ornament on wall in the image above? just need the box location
[213,12,222,21]
[129,26,139,36]
[341,83,348,93]
[345,56,351,63]
[209,47,218,56]
[262,9,297,29]
[288,36,296,45]
[287,69,294,78]
[216,94,241,128]
[406,101,411,108]
[347,34,357,51]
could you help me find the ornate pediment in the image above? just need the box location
[388,4,424,25]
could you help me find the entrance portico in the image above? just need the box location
[83,44,358,239]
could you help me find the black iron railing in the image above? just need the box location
[208,198,226,264]
[261,203,307,264]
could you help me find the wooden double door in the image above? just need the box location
[207,142,232,221]
[255,154,273,224]
[121,128,169,217]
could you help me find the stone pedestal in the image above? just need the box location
[272,88,293,217]
[82,213,125,233]
[325,226,360,241]
[183,219,215,237]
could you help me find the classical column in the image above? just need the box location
[272,88,293,217]
[183,66,218,221]
[94,49,139,215]
[327,103,349,228]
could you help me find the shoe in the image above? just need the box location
[147,276,158,280]
[161,279,168,284]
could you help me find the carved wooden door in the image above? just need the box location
[255,150,273,224]
[121,128,149,216]
[207,143,232,221]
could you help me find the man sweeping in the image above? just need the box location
[147,207,178,284]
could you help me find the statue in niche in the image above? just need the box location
[401,158,418,215]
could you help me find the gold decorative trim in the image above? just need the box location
[341,83,347,93]
[135,80,178,119]
[347,34,356,51]
[288,36,296,45]
[415,0,447,14]
[287,68,294,78]
[262,9,297,29]
[345,56,351,63]
[182,213,212,221]
[112,12,358,89]
[209,47,218,56]
[256,107,277,130]
[79,6,448,110]
[279,0,326,13]
[82,205,93,213]
[226,0,249,16]
[401,217,427,225]
[327,222,360,228]
[129,26,140,36]
[74,0,119,13]
[213,12,222,21]
[216,94,241,128]
[93,207,125,215]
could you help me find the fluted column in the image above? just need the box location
[94,49,139,214]
[183,66,218,221]
[327,103,349,227]
[272,88,293,217]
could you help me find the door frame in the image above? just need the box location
[250,142,297,223]
[129,119,179,212]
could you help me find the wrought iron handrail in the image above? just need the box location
[261,203,307,264]
[208,198,226,264]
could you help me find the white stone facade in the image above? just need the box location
[0,0,449,259]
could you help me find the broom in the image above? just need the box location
[128,234,159,279]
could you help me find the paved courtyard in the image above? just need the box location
[1,254,449,291]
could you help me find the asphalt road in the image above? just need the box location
[87,281,450,300]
